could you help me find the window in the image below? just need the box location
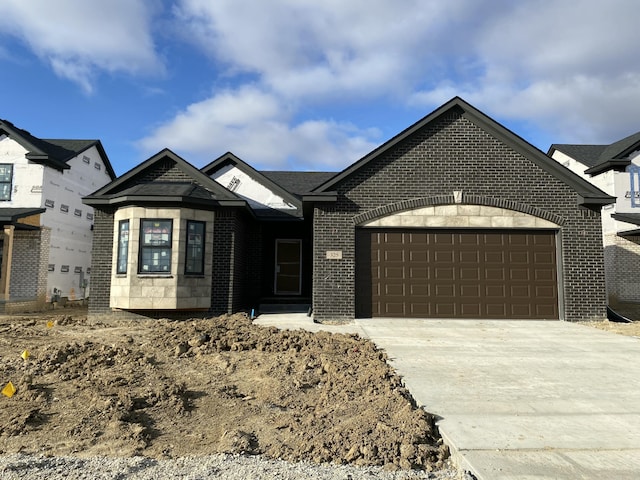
[82,155,90,164]
[74,209,82,217]
[45,199,55,208]
[116,220,129,274]
[48,264,55,272]
[0,164,13,200]
[139,219,172,273]
[185,221,205,274]
[74,266,83,273]
[61,265,70,273]
[86,212,94,221]
[60,204,69,213]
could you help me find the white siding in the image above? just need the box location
[0,136,112,301]
[210,164,296,211]
[41,145,112,300]
[0,136,45,208]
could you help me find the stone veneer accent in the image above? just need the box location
[360,204,560,229]
[313,109,607,322]
[110,207,214,310]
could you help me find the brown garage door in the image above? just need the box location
[355,229,558,319]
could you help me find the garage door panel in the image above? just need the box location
[486,285,505,298]
[435,284,455,296]
[510,269,530,281]
[484,235,505,246]
[434,250,454,262]
[486,268,505,281]
[536,305,557,317]
[358,229,558,319]
[484,251,504,263]
[461,304,481,316]
[385,250,404,262]
[459,250,480,262]
[535,268,555,281]
[435,303,455,316]
[460,268,480,280]
[385,303,405,315]
[410,250,428,262]
[460,284,480,297]
[535,286,556,298]
[459,233,480,245]
[511,304,533,317]
[510,285,531,298]
[534,252,554,264]
[434,234,455,245]
[509,251,530,263]
[410,284,429,296]
[385,284,404,296]
[410,303,430,316]
[486,304,507,316]
[385,266,405,279]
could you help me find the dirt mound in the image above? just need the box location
[0,312,448,471]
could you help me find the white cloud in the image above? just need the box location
[137,85,380,170]
[0,0,163,93]
[144,0,640,171]
[408,0,640,144]
[173,0,472,101]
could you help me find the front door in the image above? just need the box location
[274,239,302,295]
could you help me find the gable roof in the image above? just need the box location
[201,152,306,205]
[547,144,608,168]
[313,96,614,206]
[0,119,116,179]
[549,131,640,175]
[83,148,246,209]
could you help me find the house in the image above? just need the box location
[84,97,613,322]
[0,119,115,311]
[549,132,640,306]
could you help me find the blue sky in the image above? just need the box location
[1,0,639,176]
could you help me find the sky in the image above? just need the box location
[1,0,639,177]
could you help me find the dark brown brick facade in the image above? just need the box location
[312,110,607,322]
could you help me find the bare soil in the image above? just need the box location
[0,309,448,471]
[580,319,640,337]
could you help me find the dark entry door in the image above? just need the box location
[274,239,302,295]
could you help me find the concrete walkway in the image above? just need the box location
[255,314,640,479]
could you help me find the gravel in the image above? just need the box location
[0,453,469,479]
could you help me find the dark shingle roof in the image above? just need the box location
[0,119,115,178]
[550,131,640,173]
[0,207,46,225]
[548,144,608,167]
[601,131,640,160]
[260,171,336,196]
[115,182,218,201]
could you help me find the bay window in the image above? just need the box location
[185,220,205,274]
[116,220,129,274]
[139,219,172,273]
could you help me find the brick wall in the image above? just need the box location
[210,209,254,314]
[88,207,115,315]
[313,110,607,322]
[10,228,50,304]
[604,233,640,303]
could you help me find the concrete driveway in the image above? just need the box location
[353,318,640,479]
[255,314,640,478]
